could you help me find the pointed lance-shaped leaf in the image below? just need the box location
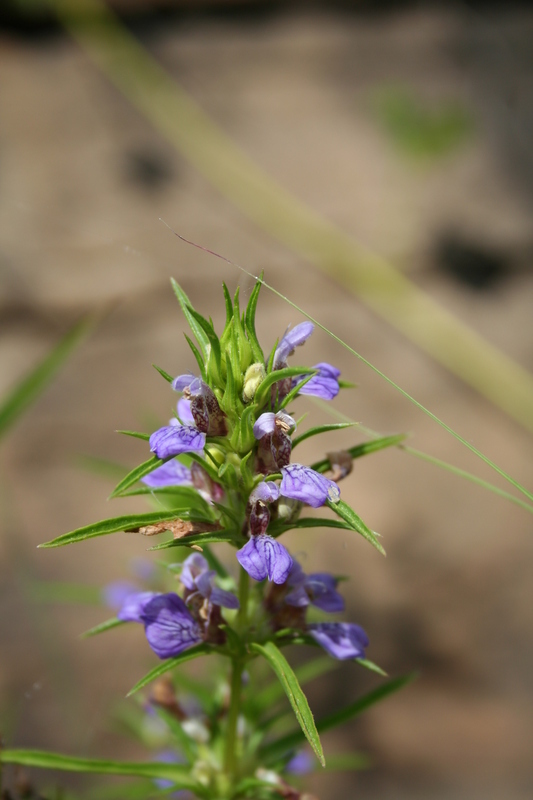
[291,422,355,449]
[147,529,240,551]
[311,433,407,473]
[326,499,385,555]
[127,643,213,696]
[0,750,203,793]
[184,334,207,380]
[245,275,265,363]
[109,456,165,499]
[152,364,173,383]
[38,509,192,548]
[171,278,210,360]
[250,641,325,767]
[254,366,316,408]
[260,673,416,764]
[81,617,127,639]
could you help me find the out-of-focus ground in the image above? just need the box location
[1,3,532,799]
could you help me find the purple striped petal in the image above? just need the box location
[236,535,293,584]
[308,622,368,660]
[117,591,158,622]
[180,553,209,591]
[172,373,196,392]
[141,459,192,488]
[149,425,205,459]
[177,397,195,425]
[296,362,341,401]
[141,593,203,659]
[280,464,340,508]
[253,412,276,439]
[275,321,314,364]
[250,481,280,504]
[210,586,240,610]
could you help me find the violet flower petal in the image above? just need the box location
[141,459,192,488]
[275,321,314,363]
[172,373,196,392]
[308,622,369,660]
[285,750,314,776]
[117,591,158,622]
[253,412,276,439]
[210,586,240,610]
[102,581,139,610]
[250,481,280,504]
[297,362,341,401]
[141,593,203,659]
[180,553,209,591]
[149,425,205,459]
[284,585,310,607]
[280,464,340,508]
[177,397,195,425]
[236,535,293,584]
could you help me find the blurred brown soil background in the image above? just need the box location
[0,2,532,798]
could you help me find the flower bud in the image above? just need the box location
[242,362,266,403]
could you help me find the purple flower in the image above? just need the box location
[116,590,158,622]
[180,554,239,610]
[236,534,293,584]
[102,581,140,610]
[177,397,195,425]
[141,459,192,488]
[149,425,205,460]
[285,562,344,613]
[249,481,280,504]
[171,373,227,436]
[280,464,340,508]
[142,593,203,659]
[274,321,314,365]
[294,362,341,401]
[253,411,295,440]
[285,750,314,776]
[308,622,369,660]
[153,751,187,794]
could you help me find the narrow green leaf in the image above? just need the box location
[188,452,220,484]
[109,455,163,498]
[38,509,189,548]
[311,433,407,473]
[147,529,239,551]
[269,518,356,538]
[116,430,150,441]
[152,364,173,383]
[187,307,222,382]
[292,423,355,449]
[0,314,95,441]
[254,366,316,408]
[250,641,325,767]
[127,644,213,696]
[260,673,415,764]
[171,278,209,359]
[0,749,201,789]
[183,333,206,380]
[254,656,340,712]
[326,499,385,555]
[244,276,265,363]
[222,282,233,327]
[81,617,127,639]
[355,658,388,677]
[278,371,316,410]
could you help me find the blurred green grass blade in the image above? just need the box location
[0,750,202,790]
[81,616,126,638]
[291,422,355,449]
[323,752,372,771]
[0,315,94,441]
[251,642,325,767]
[147,529,238,551]
[28,581,101,605]
[355,658,388,677]
[260,673,415,764]
[38,509,190,548]
[127,644,213,696]
[48,0,533,439]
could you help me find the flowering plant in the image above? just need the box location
[1,279,410,799]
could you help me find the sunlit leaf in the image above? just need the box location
[250,642,325,767]
[109,456,164,498]
[326,499,385,555]
[291,422,355,449]
[127,644,213,696]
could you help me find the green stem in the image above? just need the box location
[223,568,249,787]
